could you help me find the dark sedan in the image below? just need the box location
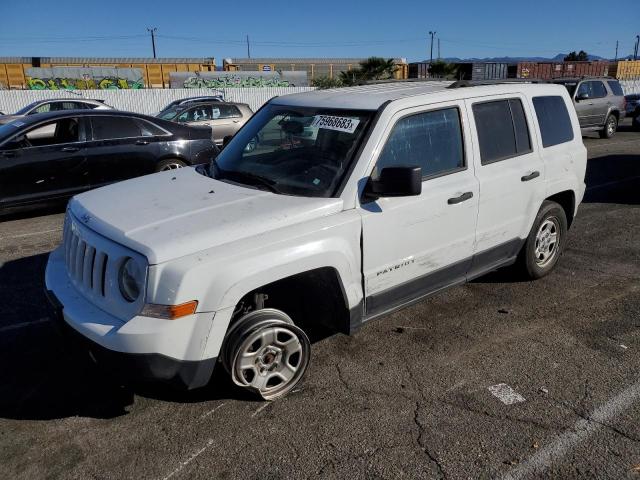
[0,110,218,214]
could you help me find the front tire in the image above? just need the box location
[599,114,617,139]
[518,201,568,279]
[222,309,311,400]
[155,158,187,172]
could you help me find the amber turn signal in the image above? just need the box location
[141,300,198,320]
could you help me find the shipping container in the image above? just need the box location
[610,60,640,79]
[517,61,611,80]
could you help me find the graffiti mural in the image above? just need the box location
[170,71,308,89]
[25,67,144,90]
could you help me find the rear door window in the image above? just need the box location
[91,116,142,140]
[590,81,607,98]
[213,105,242,119]
[532,96,574,147]
[376,107,465,179]
[472,98,532,165]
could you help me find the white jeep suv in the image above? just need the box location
[45,82,587,400]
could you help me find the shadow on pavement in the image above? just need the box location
[0,253,264,421]
[584,153,640,205]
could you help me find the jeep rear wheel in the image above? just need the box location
[599,114,617,139]
[518,200,568,279]
[222,309,311,400]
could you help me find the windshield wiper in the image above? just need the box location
[221,170,282,194]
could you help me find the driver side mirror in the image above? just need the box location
[2,135,27,150]
[364,166,422,200]
[576,93,589,101]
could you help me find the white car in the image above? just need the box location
[45,82,587,400]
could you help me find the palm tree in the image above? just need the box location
[340,57,398,86]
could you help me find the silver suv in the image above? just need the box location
[552,77,626,139]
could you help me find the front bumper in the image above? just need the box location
[45,247,218,389]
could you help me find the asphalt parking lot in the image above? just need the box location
[0,121,639,480]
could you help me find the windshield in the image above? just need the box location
[210,104,374,197]
[14,101,42,115]
[157,107,180,120]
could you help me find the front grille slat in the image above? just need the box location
[65,216,108,299]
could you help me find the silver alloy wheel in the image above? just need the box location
[160,162,184,171]
[227,315,310,400]
[607,117,616,136]
[534,216,560,267]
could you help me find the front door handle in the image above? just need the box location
[521,171,540,182]
[135,140,150,145]
[448,191,473,205]
[61,146,79,152]
[1,151,15,158]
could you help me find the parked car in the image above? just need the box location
[0,98,112,125]
[0,110,217,214]
[46,82,586,400]
[626,93,640,129]
[157,95,224,116]
[157,101,253,146]
[551,77,626,138]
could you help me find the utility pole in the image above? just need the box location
[615,40,618,61]
[438,37,441,59]
[429,31,436,65]
[635,35,639,60]
[246,35,251,59]
[147,27,157,59]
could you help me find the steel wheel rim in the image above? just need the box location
[534,216,560,267]
[232,323,310,400]
[160,162,184,171]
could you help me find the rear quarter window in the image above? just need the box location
[532,96,574,148]
[607,81,624,96]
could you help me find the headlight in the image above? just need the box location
[118,257,144,302]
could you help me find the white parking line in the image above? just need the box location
[161,438,214,480]
[0,317,51,333]
[501,380,640,480]
[199,403,225,420]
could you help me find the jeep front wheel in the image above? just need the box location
[222,308,311,400]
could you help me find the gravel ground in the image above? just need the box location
[0,123,639,480]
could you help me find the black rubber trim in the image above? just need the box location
[45,289,216,390]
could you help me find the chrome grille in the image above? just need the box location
[64,216,108,297]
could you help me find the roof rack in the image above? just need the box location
[447,79,548,88]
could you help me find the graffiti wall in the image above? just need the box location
[170,71,308,89]
[25,67,144,90]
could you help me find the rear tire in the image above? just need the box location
[599,114,617,139]
[155,158,187,172]
[518,201,568,280]
[222,308,311,401]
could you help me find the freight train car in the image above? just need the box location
[223,58,409,80]
[0,57,217,89]
[517,61,611,80]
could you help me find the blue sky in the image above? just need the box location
[0,0,638,63]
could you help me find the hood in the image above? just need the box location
[0,115,21,125]
[70,167,344,264]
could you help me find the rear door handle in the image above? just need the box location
[448,191,473,205]
[135,140,150,145]
[521,171,540,182]
[61,146,79,152]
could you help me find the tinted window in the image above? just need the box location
[576,82,592,98]
[376,107,464,179]
[533,96,574,147]
[607,81,624,96]
[590,81,607,98]
[213,105,242,119]
[177,106,212,122]
[472,99,531,164]
[22,118,79,147]
[91,117,142,140]
[136,119,167,136]
[33,103,52,114]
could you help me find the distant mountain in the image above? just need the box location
[433,53,607,63]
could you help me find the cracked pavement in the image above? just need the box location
[0,122,639,479]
